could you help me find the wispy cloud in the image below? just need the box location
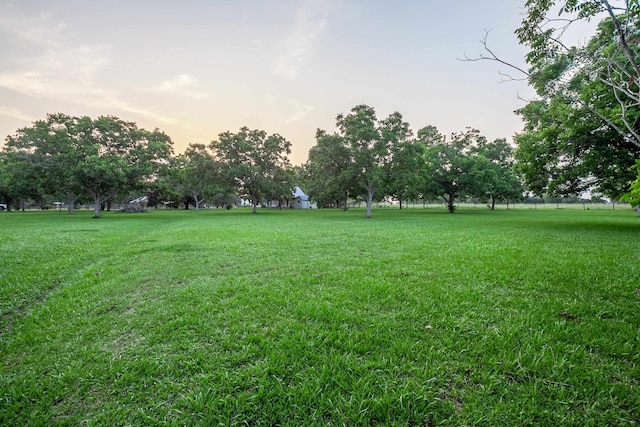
[285,99,314,124]
[0,106,34,122]
[155,74,209,99]
[0,4,109,92]
[0,3,177,126]
[274,0,335,79]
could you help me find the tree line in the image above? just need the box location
[0,106,524,218]
[2,0,640,216]
[303,105,522,217]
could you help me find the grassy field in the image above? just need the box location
[0,207,638,426]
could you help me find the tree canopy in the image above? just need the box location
[209,127,293,214]
[2,109,524,215]
[5,114,174,217]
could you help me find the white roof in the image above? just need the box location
[292,186,309,201]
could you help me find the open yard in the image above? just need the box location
[0,207,638,425]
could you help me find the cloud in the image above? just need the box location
[0,4,177,126]
[0,106,34,122]
[0,4,67,49]
[285,99,314,124]
[155,74,209,99]
[274,0,335,79]
[103,97,176,125]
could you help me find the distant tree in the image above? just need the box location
[6,114,173,217]
[379,113,422,209]
[304,129,355,209]
[471,138,524,209]
[265,166,296,208]
[0,150,25,212]
[210,127,292,214]
[0,150,43,210]
[71,116,173,217]
[212,192,237,209]
[167,143,223,211]
[336,105,388,218]
[4,114,77,212]
[420,127,492,213]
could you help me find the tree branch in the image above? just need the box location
[459,30,532,81]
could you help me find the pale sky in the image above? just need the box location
[0,1,588,164]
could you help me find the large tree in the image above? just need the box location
[336,105,387,218]
[516,0,640,146]
[210,127,292,214]
[6,114,174,217]
[471,1,640,200]
[3,113,79,211]
[515,93,639,198]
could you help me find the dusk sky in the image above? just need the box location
[0,1,594,164]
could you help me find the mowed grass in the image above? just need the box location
[0,207,638,426]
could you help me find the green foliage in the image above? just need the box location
[305,108,522,214]
[303,129,354,208]
[4,114,174,217]
[515,91,639,198]
[420,128,519,213]
[162,143,225,210]
[513,1,640,197]
[620,159,640,207]
[209,127,292,213]
[337,104,387,218]
[0,209,638,425]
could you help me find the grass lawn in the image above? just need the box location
[0,207,638,425]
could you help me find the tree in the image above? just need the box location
[514,77,639,198]
[210,127,292,214]
[167,143,223,211]
[6,114,174,217]
[380,112,423,209]
[336,105,389,218]
[304,129,355,209]
[0,150,26,212]
[516,1,640,146]
[265,165,296,208]
[620,159,640,212]
[420,127,493,213]
[4,113,78,212]
[471,138,524,209]
[469,1,640,201]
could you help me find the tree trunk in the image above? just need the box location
[491,196,496,211]
[365,184,374,218]
[252,194,258,214]
[193,192,202,211]
[67,192,76,214]
[443,194,455,213]
[2,193,12,212]
[399,199,403,210]
[343,192,348,211]
[92,193,101,218]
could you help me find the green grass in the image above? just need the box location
[0,207,638,426]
